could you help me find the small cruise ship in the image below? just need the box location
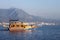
[9,20,36,31]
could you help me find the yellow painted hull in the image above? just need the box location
[9,26,32,31]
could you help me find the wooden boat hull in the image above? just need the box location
[9,26,32,32]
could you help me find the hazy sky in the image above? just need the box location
[0,0,60,20]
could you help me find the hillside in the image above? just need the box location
[0,8,59,23]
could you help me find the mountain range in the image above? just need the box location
[0,8,60,23]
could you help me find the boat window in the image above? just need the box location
[16,25,19,27]
[24,26,25,28]
[21,25,23,27]
[11,25,15,27]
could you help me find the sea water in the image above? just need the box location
[0,25,60,40]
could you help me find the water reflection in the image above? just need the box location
[8,30,43,40]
